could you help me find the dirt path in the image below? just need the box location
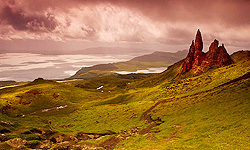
[139,72,250,135]
[139,99,173,135]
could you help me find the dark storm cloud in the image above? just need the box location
[18,0,250,26]
[2,0,250,29]
[0,5,57,32]
[0,0,249,52]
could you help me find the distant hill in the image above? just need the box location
[1,30,249,149]
[0,81,16,87]
[0,50,249,150]
[131,50,187,62]
[71,50,188,79]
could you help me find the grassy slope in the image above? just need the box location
[72,50,187,80]
[0,51,249,149]
[116,50,250,149]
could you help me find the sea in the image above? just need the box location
[0,53,166,82]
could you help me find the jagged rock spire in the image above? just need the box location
[209,39,219,52]
[180,29,233,75]
[195,29,203,51]
[180,40,195,73]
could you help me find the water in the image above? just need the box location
[113,67,167,74]
[0,53,135,82]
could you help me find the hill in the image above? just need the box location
[0,49,249,149]
[131,50,187,62]
[0,29,249,149]
[71,50,187,79]
[0,81,17,88]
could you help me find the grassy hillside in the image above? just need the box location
[0,81,17,88]
[0,50,249,149]
[71,50,187,80]
[131,50,187,62]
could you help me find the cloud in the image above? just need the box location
[113,0,250,27]
[0,0,249,52]
[1,5,57,32]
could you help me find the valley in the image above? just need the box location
[0,30,250,149]
[1,0,249,149]
[0,48,249,149]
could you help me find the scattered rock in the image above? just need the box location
[52,141,70,149]
[56,135,64,143]
[76,132,91,140]
[6,138,27,148]
[40,142,52,149]
[88,134,95,139]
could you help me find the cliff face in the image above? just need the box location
[180,29,233,74]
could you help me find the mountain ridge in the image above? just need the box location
[71,50,188,79]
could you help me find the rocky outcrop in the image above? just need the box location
[181,41,195,73]
[194,29,203,51]
[181,29,233,74]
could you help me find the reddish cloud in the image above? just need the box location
[1,6,57,32]
[0,0,249,52]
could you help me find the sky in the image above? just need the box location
[0,0,250,54]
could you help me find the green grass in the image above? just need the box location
[0,50,249,149]
[119,78,250,149]
[72,60,170,80]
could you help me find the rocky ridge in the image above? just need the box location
[181,29,233,74]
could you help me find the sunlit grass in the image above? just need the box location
[0,51,249,149]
